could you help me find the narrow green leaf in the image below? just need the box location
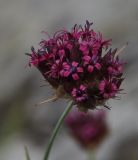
[24,145,31,160]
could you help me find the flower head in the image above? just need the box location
[60,61,83,80]
[27,20,125,111]
[71,85,88,102]
[65,109,108,149]
[99,79,118,99]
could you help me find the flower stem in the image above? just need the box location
[43,100,74,160]
[87,149,95,160]
[24,146,31,160]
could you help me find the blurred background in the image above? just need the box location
[0,0,138,159]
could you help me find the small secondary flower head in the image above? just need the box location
[65,109,108,149]
[27,20,125,111]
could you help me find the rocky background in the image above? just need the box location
[0,0,138,160]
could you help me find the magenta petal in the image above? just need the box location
[63,62,70,69]
[77,67,83,73]
[72,88,77,97]
[65,65,70,70]
[95,63,101,70]
[111,83,117,91]
[76,97,83,102]
[64,71,70,77]
[80,85,86,91]
[55,59,60,64]
[31,60,38,66]
[59,49,65,55]
[40,56,46,61]
[59,70,64,76]
[83,50,89,55]
[88,65,94,73]
[72,61,78,67]
[66,43,73,50]
[79,44,87,52]
[99,81,105,91]
[72,73,79,80]
[83,55,91,62]
[108,67,113,74]
[118,65,123,72]
[63,62,68,66]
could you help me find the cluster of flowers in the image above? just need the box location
[65,109,108,149]
[28,21,124,111]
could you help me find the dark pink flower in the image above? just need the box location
[71,85,88,102]
[48,59,63,79]
[60,61,83,80]
[102,49,124,76]
[107,59,123,76]
[65,109,108,149]
[83,55,101,73]
[29,47,50,66]
[27,21,125,111]
[99,79,118,99]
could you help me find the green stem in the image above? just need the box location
[24,146,31,160]
[43,100,73,160]
[87,149,95,160]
